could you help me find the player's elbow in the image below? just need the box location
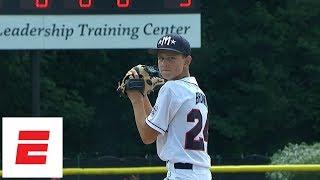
[140,123,158,144]
[141,136,156,145]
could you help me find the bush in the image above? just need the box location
[266,142,320,180]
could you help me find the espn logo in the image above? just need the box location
[2,117,63,178]
[16,130,50,164]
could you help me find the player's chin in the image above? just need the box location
[164,76,175,81]
[160,72,172,80]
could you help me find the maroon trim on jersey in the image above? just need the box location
[178,79,198,87]
[147,119,167,133]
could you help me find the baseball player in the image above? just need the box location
[125,33,211,180]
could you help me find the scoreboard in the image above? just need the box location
[0,0,199,14]
[0,0,201,49]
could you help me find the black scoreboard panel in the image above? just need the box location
[0,0,200,14]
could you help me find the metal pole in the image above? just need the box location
[31,51,40,117]
[77,154,80,180]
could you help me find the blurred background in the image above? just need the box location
[0,0,320,179]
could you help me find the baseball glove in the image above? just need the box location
[117,64,166,97]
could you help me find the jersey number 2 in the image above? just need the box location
[185,109,208,151]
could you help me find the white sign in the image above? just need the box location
[2,117,63,178]
[0,14,201,49]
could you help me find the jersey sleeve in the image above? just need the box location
[146,83,182,135]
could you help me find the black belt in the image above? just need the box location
[174,163,193,169]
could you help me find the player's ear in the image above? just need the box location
[184,55,192,67]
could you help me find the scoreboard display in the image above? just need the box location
[0,0,199,14]
[0,0,201,49]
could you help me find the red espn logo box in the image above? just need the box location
[2,117,63,178]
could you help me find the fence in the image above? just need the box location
[1,154,320,179]
[62,154,272,179]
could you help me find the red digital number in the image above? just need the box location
[117,0,130,8]
[35,0,49,8]
[79,0,92,8]
[180,0,192,7]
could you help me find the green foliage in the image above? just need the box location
[198,0,320,154]
[40,76,95,153]
[266,142,320,180]
[0,51,32,116]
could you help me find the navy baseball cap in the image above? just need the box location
[149,33,191,56]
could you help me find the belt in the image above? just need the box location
[174,163,193,169]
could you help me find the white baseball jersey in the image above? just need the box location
[146,77,211,168]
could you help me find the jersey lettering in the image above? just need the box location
[196,92,207,107]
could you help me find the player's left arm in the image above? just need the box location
[127,91,159,144]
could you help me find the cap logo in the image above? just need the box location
[158,36,176,46]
